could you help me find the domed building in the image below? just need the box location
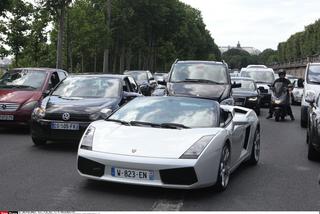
[219,41,261,55]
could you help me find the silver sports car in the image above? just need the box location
[77,96,260,190]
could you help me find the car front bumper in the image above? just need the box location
[259,93,271,105]
[0,110,32,126]
[77,148,222,189]
[31,118,91,142]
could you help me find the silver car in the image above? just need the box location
[77,96,260,190]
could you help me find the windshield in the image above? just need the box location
[307,65,320,83]
[0,70,47,90]
[170,63,228,84]
[232,79,256,92]
[109,96,219,128]
[274,82,287,97]
[241,70,274,83]
[52,76,121,98]
[125,71,148,84]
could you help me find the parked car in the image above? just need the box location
[240,67,275,106]
[77,96,260,190]
[305,90,320,160]
[301,63,320,128]
[31,74,141,145]
[291,78,304,105]
[167,60,239,104]
[124,70,157,96]
[231,77,261,115]
[0,68,67,126]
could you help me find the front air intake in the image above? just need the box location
[160,167,198,185]
[78,156,105,177]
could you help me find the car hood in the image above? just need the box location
[167,82,230,101]
[43,96,120,114]
[0,89,41,104]
[232,90,258,97]
[91,121,222,159]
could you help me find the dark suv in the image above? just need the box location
[167,60,237,104]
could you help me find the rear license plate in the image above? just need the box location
[111,167,154,180]
[0,115,14,121]
[51,122,79,130]
[235,101,243,106]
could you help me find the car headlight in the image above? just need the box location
[180,135,214,159]
[21,101,38,111]
[89,112,101,121]
[80,126,95,150]
[33,107,46,118]
[221,98,234,105]
[248,97,258,102]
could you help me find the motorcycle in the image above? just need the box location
[270,82,292,122]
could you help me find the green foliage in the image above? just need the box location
[259,48,278,65]
[24,0,221,72]
[277,19,320,63]
[222,48,258,69]
[0,0,12,15]
[0,0,33,65]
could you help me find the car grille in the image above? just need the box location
[160,167,198,185]
[78,156,105,177]
[0,103,20,112]
[44,113,90,121]
[234,97,246,106]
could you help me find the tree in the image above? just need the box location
[40,0,72,69]
[0,0,32,65]
[222,48,257,69]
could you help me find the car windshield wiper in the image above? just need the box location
[129,121,160,127]
[11,85,37,89]
[160,123,190,129]
[308,81,320,85]
[129,121,189,129]
[180,79,224,84]
[106,119,131,126]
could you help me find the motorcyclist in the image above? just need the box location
[266,69,295,120]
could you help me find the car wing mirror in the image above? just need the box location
[305,90,316,105]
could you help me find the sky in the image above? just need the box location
[180,0,320,52]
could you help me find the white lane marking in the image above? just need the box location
[152,199,184,211]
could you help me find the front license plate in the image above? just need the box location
[51,122,79,130]
[0,115,14,121]
[111,167,154,180]
[235,101,243,106]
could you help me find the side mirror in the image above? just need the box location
[305,90,316,105]
[100,108,113,119]
[231,83,241,88]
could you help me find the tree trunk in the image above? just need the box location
[56,7,65,69]
[119,46,125,72]
[103,0,111,73]
[126,47,131,70]
[94,50,97,73]
[81,53,84,73]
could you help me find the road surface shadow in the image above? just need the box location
[32,141,79,152]
[0,126,30,135]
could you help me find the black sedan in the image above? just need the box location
[124,70,157,96]
[31,74,141,145]
[232,77,261,115]
[306,91,320,161]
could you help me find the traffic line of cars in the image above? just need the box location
[0,61,261,190]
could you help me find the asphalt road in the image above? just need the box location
[0,106,319,211]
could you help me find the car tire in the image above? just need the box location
[248,128,260,165]
[307,135,319,161]
[275,114,280,122]
[300,106,308,128]
[32,137,46,146]
[214,144,231,192]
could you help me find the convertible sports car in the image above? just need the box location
[77,96,260,190]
